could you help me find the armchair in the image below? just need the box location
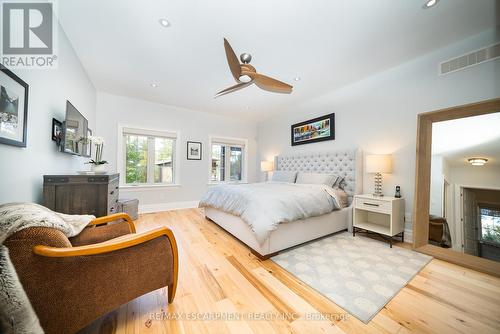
[4,213,178,334]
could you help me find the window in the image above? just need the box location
[480,207,500,244]
[121,127,177,186]
[210,137,246,183]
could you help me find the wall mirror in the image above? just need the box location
[413,98,500,277]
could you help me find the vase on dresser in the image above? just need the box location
[90,164,107,173]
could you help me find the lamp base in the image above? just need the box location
[373,172,384,197]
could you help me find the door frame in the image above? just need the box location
[412,98,500,277]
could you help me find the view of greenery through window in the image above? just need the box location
[154,137,174,183]
[481,207,500,244]
[211,144,243,182]
[126,135,148,183]
[230,147,242,181]
[211,144,225,182]
[125,134,174,184]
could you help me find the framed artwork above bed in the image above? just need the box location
[291,113,335,146]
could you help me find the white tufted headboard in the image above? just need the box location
[274,149,363,201]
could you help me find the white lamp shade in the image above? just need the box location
[366,154,392,174]
[261,161,274,172]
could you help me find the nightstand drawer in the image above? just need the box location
[355,197,391,213]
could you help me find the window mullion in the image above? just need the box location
[147,136,155,184]
[224,145,230,181]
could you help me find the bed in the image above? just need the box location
[202,149,363,259]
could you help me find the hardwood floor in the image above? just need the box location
[81,209,500,334]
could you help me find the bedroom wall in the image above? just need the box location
[95,92,258,212]
[257,28,500,237]
[0,27,96,204]
[449,164,500,189]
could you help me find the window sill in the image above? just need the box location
[120,184,181,191]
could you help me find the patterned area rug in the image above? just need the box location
[271,232,432,323]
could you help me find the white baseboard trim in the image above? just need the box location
[139,201,199,214]
[403,228,413,244]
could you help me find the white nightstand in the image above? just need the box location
[353,194,405,247]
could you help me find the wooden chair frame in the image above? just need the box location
[33,213,179,303]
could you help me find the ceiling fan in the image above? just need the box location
[215,38,293,98]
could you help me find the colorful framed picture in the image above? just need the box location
[187,141,202,160]
[0,65,29,147]
[291,113,335,146]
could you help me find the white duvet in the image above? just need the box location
[199,182,344,244]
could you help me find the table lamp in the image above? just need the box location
[366,154,392,197]
[261,161,274,181]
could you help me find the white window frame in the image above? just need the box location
[117,124,181,189]
[208,135,248,184]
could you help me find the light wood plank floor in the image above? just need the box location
[81,209,500,334]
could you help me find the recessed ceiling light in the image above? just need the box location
[150,83,159,88]
[468,158,488,166]
[159,18,170,27]
[423,0,439,9]
[294,76,301,81]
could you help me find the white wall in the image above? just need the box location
[0,28,96,204]
[95,92,258,211]
[430,155,444,217]
[449,164,500,189]
[257,28,500,233]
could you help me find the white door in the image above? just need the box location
[463,188,479,256]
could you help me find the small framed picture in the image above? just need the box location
[52,118,63,144]
[187,141,202,160]
[0,65,29,147]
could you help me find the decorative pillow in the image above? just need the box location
[271,171,297,183]
[295,172,340,187]
[333,187,349,208]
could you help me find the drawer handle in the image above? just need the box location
[363,202,380,207]
[110,190,114,195]
[110,207,115,212]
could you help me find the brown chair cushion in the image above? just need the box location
[69,221,132,246]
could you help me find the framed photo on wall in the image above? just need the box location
[291,113,335,146]
[187,141,202,160]
[52,118,63,144]
[0,65,29,147]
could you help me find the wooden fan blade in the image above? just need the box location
[214,81,252,98]
[223,38,241,81]
[247,72,293,94]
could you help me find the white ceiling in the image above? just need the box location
[58,0,498,121]
[432,112,500,166]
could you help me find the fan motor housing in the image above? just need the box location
[240,53,252,64]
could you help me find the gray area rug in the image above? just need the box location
[271,232,432,323]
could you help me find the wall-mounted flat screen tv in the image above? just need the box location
[63,101,89,156]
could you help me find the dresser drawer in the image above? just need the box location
[355,197,391,213]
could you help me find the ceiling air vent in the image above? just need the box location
[439,42,500,75]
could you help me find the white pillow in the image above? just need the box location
[271,171,297,183]
[295,172,339,187]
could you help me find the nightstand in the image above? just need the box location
[353,194,405,247]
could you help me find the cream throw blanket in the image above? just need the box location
[0,203,95,334]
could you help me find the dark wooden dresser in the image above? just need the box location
[43,174,119,217]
